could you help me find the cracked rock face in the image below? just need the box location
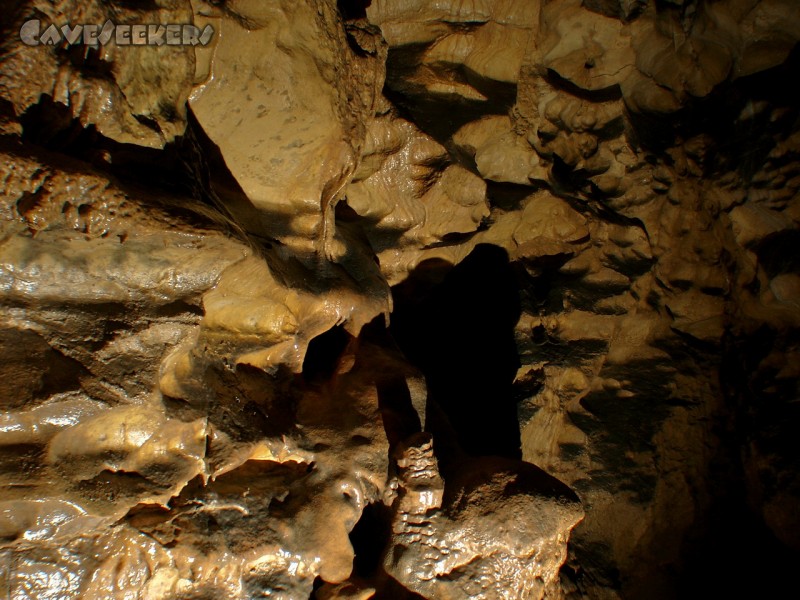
[2,0,800,598]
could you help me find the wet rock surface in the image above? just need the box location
[1,0,800,598]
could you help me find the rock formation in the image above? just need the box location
[1,0,799,598]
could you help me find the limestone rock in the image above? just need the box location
[188,0,386,252]
[540,0,635,93]
[2,1,800,599]
[366,0,540,46]
[514,193,590,257]
[423,21,532,86]
[345,109,489,283]
[0,0,197,148]
[384,434,583,600]
[454,116,543,185]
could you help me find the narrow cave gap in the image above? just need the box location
[516,254,573,318]
[390,244,523,461]
[182,105,248,202]
[16,95,213,224]
[678,498,800,599]
[542,68,623,103]
[20,94,102,151]
[667,324,800,598]
[374,374,423,449]
[485,181,542,211]
[382,82,511,149]
[337,0,370,20]
[377,578,428,599]
[348,501,393,578]
[310,577,325,596]
[302,325,352,383]
[550,154,591,193]
[0,328,89,402]
[17,95,252,234]
[755,229,800,278]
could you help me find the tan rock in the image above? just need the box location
[0,0,196,147]
[540,0,635,93]
[3,1,800,598]
[424,21,532,85]
[454,115,542,184]
[366,0,540,35]
[666,289,726,342]
[384,435,583,600]
[346,112,489,261]
[189,0,385,250]
[47,405,208,509]
[514,193,590,250]
[729,203,795,248]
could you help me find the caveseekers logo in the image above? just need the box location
[19,19,215,47]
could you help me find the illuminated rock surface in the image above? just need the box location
[1,0,800,598]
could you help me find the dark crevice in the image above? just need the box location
[678,498,800,599]
[154,299,205,319]
[0,328,89,409]
[337,0,371,21]
[686,324,800,597]
[61,43,115,78]
[375,376,422,449]
[391,244,522,459]
[348,502,392,578]
[485,181,539,211]
[543,68,623,103]
[625,44,800,171]
[201,363,300,441]
[516,254,573,316]
[377,577,427,599]
[303,325,352,383]
[18,94,196,198]
[16,93,270,246]
[20,95,101,152]
[755,229,800,277]
[0,444,47,481]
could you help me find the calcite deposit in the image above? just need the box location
[1,0,799,598]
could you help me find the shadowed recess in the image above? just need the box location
[303,325,352,382]
[348,501,392,578]
[391,244,522,459]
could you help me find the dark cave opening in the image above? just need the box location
[302,325,352,383]
[678,500,800,599]
[348,501,392,578]
[16,94,260,244]
[337,0,371,20]
[390,244,522,460]
[679,324,800,599]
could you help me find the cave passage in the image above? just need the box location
[302,324,351,382]
[390,244,522,459]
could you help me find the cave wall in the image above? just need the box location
[1,0,799,598]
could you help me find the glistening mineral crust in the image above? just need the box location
[1,0,799,598]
